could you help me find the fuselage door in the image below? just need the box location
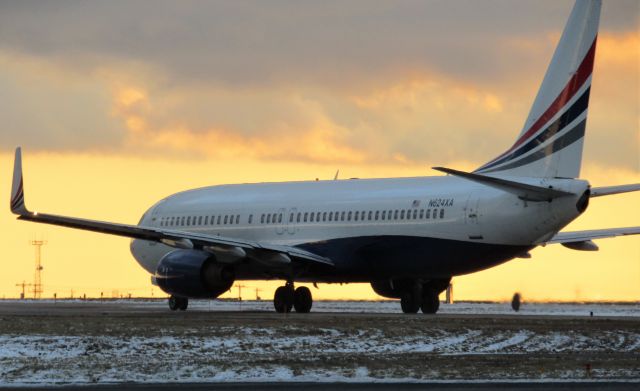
[465,195,480,225]
[275,207,286,235]
[287,207,298,235]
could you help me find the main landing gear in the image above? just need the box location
[399,281,446,314]
[273,282,312,313]
[168,295,188,311]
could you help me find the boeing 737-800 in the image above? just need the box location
[10,0,640,313]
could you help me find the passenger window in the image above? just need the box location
[375,211,379,220]
[426,209,431,219]
[267,214,271,224]
[368,211,372,220]
[381,211,386,220]
[341,211,346,221]
[196,216,200,225]
[278,214,282,223]
[401,210,406,219]
[289,213,294,223]
[297,212,301,223]
[304,212,308,222]
[347,211,352,221]
[249,214,253,224]
[236,215,240,224]
[328,212,333,221]
[203,216,208,225]
[419,209,424,219]
[261,214,265,224]
[187,216,192,226]
[354,211,358,221]
[323,212,327,222]
[310,212,315,222]
[393,210,398,220]
[440,209,445,218]
[215,215,220,225]
[224,215,228,224]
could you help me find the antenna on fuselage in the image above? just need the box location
[334,169,339,180]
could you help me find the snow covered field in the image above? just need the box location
[0,301,638,385]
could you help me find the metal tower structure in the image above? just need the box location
[30,240,46,299]
[15,281,33,299]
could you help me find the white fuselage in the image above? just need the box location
[130,175,589,281]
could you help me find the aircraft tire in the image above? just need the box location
[293,286,312,313]
[168,296,179,311]
[178,297,189,311]
[400,291,420,313]
[274,286,294,313]
[421,291,440,314]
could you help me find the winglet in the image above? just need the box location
[10,147,29,215]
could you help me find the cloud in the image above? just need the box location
[0,0,635,89]
[0,0,636,170]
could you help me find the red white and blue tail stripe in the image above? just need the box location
[476,0,601,178]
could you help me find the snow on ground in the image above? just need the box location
[0,301,638,385]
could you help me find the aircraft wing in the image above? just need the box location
[9,148,333,268]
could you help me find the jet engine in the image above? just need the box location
[155,249,234,298]
[370,279,404,299]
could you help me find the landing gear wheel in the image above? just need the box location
[400,291,420,314]
[274,286,294,313]
[169,296,188,311]
[293,286,313,313]
[178,297,188,311]
[421,291,440,314]
[169,296,179,311]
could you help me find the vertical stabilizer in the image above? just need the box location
[476,0,601,178]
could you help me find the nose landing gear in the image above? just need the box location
[168,295,188,311]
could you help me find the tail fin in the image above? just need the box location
[476,0,601,178]
[10,147,29,215]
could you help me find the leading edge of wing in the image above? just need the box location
[10,147,333,267]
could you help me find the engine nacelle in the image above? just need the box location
[155,249,234,298]
[370,279,404,299]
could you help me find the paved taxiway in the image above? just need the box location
[2,382,640,391]
[0,300,638,386]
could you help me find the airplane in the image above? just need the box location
[9,0,640,313]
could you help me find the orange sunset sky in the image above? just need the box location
[1,0,638,301]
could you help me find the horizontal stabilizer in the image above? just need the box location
[590,183,640,197]
[547,226,640,245]
[432,167,575,201]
